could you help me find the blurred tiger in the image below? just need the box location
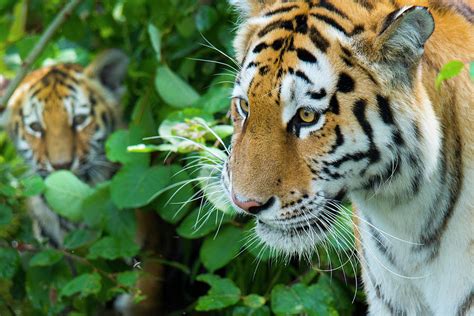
[1,50,164,314]
[224,0,473,315]
[3,50,128,246]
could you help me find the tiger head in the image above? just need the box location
[4,50,128,183]
[223,0,441,256]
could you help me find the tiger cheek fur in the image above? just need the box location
[226,0,474,315]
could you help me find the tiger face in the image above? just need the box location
[223,0,440,255]
[5,50,128,183]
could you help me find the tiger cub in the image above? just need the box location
[224,0,473,314]
[3,50,128,247]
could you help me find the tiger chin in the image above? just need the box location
[223,0,473,315]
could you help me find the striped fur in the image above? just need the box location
[3,50,128,246]
[224,0,474,314]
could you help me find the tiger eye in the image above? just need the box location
[298,108,316,123]
[240,99,249,113]
[29,122,43,133]
[74,114,88,126]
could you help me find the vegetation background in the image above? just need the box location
[0,0,369,314]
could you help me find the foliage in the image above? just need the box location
[0,0,363,314]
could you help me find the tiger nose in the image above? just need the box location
[232,194,275,214]
[51,161,73,170]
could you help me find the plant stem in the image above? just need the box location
[0,0,83,110]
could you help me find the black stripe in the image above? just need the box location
[295,70,312,84]
[309,26,330,52]
[328,151,369,168]
[353,0,374,10]
[258,20,293,37]
[295,14,308,34]
[369,224,398,267]
[337,72,355,93]
[328,94,339,114]
[259,66,269,75]
[328,125,344,154]
[296,48,317,63]
[311,13,364,36]
[318,0,350,19]
[353,99,380,163]
[341,46,352,57]
[264,4,299,17]
[457,289,474,316]
[377,95,395,125]
[307,88,326,100]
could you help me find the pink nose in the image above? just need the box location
[232,194,275,214]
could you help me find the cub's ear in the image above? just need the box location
[229,0,277,18]
[85,49,129,100]
[374,6,434,82]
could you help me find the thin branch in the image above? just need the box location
[0,0,83,110]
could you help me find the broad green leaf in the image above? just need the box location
[317,274,353,316]
[435,60,464,89]
[154,165,194,224]
[196,274,241,311]
[29,249,63,267]
[7,0,26,42]
[271,284,306,315]
[116,271,140,288]
[44,171,92,221]
[106,129,149,166]
[21,175,45,196]
[195,86,231,114]
[87,236,139,260]
[0,247,19,279]
[155,65,200,108]
[200,225,243,272]
[233,306,271,316]
[111,164,171,208]
[148,23,161,62]
[60,273,102,298]
[63,229,100,250]
[177,207,233,239]
[0,204,13,226]
[195,5,218,32]
[242,294,266,308]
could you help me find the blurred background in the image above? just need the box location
[0,0,365,315]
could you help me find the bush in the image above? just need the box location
[0,1,364,314]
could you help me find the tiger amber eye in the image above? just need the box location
[240,99,249,113]
[298,108,315,123]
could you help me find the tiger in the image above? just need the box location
[1,50,164,314]
[3,50,128,247]
[223,0,474,314]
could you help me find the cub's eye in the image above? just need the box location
[73,114,89,127]
[235,98,249,118]
[297,108,319,124]
[29,122,43,133]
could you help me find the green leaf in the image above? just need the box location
[470,61,474,80]
[155,65,200,108]
[148,23,161,62]
[63,229,100,250]
[111,164,171,208]
[44,171,92,221]
[60,273,102,298]
[200,225,243,272]
[0,248,19,279]
[271,284,306,315]
[232,306,271,316]
[195,5,218,32]
[195,86,232,114]
[154,165,194,224]
[0,204,13,226]
[87,236,139,260]
[116,271,140,288]
[242,294,266,308]
[8,0,26,42]
[21,175,45,196]
[435,60,464,89]
[271,282,339,316]
[177,207,233,239]
[196,274,241,311]
[106,129,149,166]
[29,249,63,267]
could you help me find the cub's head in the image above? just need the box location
[5,50,128,183]
[223,0,438,255]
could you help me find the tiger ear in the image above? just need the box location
[229,0,276,18]
[85,49,129,100]
[374,6,434,82]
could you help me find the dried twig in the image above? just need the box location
[0,0,83,110]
